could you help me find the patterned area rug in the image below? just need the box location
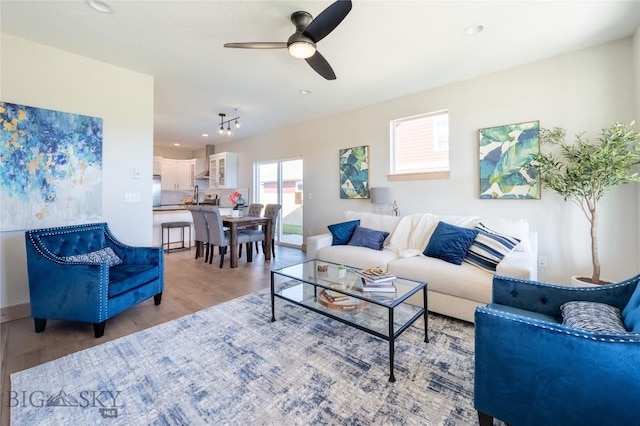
[11,291,479,425]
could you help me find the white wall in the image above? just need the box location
[634,27,640,266]
[0,34,154,308]
[635,27,640,123]
[153,146,196,159]
[217,37,639,285]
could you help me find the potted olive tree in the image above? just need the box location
[531,121,640,284]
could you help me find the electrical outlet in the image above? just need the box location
[538,256,548,268]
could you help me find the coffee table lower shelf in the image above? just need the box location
[270,275,428,382]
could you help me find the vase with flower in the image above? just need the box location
[228,191,246,217]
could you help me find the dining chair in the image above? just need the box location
[202,206,251,268]
[243,204,281,258]
[187,205,209,261]
[238,203,264,257]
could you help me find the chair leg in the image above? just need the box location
[154,292,163,305]
[219,246,226,268]
[477,411,493,426]
[34,318,47,333]
[272,239,276,258]
[94,321,106,338]
[205,243,210,263]
[255,242,259,254]
[239,244,243,257]
[246,243,253,262]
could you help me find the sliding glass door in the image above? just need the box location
[255,158,303,248]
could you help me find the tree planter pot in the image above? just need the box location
[570,275,614,287]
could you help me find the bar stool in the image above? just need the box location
[161,221,192,253]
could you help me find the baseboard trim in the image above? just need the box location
[1,302,31,323]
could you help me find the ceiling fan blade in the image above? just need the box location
[305,51,336,80]
[303,0,352,43]
[223,42,287,49]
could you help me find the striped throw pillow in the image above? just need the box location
[561,301,627,333]
[463,223,520,273]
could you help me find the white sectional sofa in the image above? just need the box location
[306,211,538,323]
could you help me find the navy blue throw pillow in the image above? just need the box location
[424,222,478,265]
[328,220,360,245]
[347,226,389,251]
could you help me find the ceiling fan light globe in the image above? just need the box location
[288,41,316,59]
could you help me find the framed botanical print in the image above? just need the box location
[479,121,540,199]
[339,145,369,199]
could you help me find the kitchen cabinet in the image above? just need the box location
[209,152,238,189]
[153,156,163,175]
[161,159,193,190]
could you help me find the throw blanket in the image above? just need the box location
[387,213,480,257]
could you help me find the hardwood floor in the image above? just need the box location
[0,245,306,426]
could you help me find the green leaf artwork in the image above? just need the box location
[479,121,540,199]
[339,145,369,199]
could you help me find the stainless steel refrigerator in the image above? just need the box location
[152,175,162,207]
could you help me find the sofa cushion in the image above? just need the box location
[424,222,478,265]
[63,247,123,267]
[347,226,389,251]
[387,256,493,303]
[316,246,399,271]
[109,264,159,297]
[464,223,520,273]
[480,217,531,252]
[561,301,627,333]
[327,220,360,245]
[387,213,440,255]
[344,211,400,243]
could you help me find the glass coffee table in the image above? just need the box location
[271,259,428,382]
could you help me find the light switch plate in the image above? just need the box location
[124,192,141,203]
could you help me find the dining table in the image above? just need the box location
[222,215,272,268]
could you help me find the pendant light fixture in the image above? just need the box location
[218,112,241,137]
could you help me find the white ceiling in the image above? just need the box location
[2,1,639,151]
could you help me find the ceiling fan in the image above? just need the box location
[223,0,352,80]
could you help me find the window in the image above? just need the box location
[390,110,449,180]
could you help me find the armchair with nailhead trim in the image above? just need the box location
[474,274,640,426]
[25,223,164,338]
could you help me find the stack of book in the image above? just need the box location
[356,268,397,295]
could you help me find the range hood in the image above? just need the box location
[194,144,216,179]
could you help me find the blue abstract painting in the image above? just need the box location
[0,102,102,231]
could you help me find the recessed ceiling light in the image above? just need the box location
[202,133,209,137]
[299,90,312,95]
[173,143,180,146]
[86,0,113,14]
[463,24,484,36]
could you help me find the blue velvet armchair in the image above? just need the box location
[25,222,164,338]
[474,274,640,426]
